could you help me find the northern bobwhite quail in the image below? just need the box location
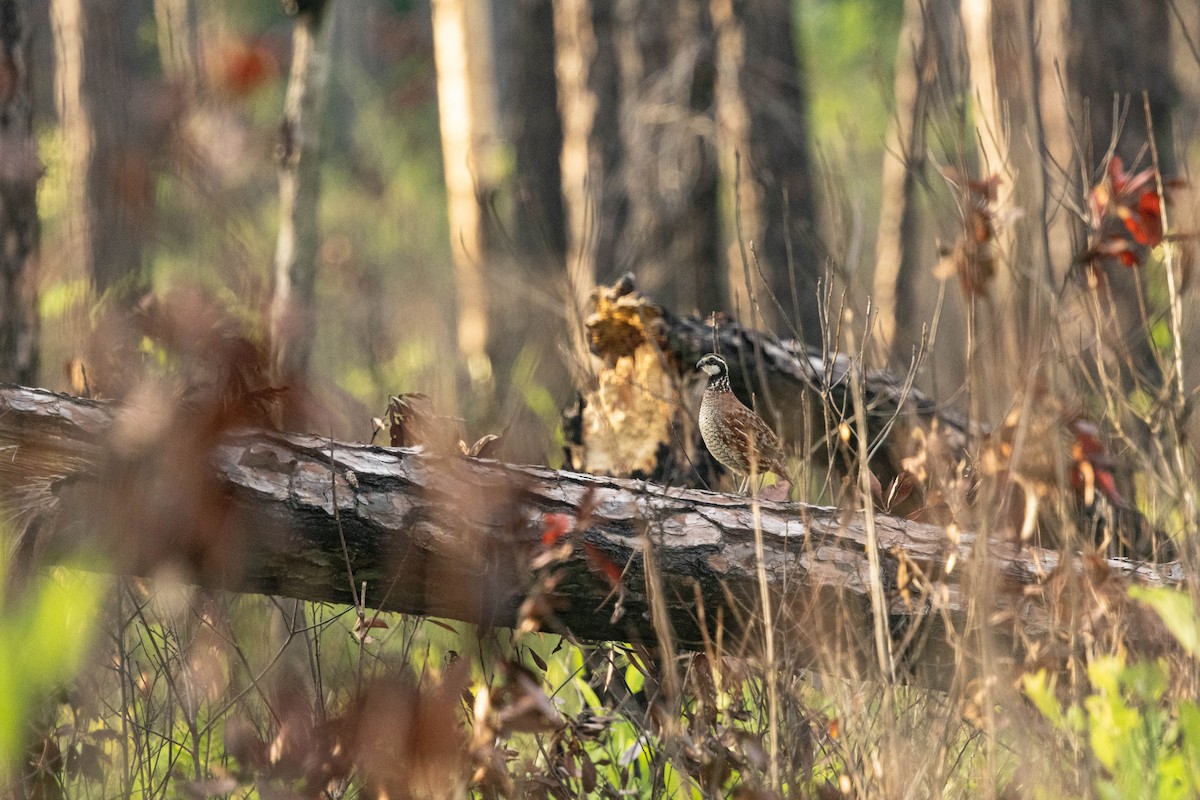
[697,354,788,491]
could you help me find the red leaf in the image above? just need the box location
[1127,191,1163,246]
[541,513,573,547]
[584,543,624,588]
[218,41,276,97]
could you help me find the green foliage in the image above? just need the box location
[0,553,104,777]
[800,0,903,147]
[1130,586,1200,659]
[1023,587,1200,799]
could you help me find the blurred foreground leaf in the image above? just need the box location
[1129,586,1200,658]
[0,551,104,774]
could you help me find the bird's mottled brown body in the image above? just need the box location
[697,354,787,484]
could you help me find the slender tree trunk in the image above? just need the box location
[613,0,722,316]
[963,0,1054,351]
[873,0,961,365]
[1034,0,1078,286]
[711,0,821,344]
[153,0,202,96]
[959,0,1050,400]
[0,0,39,386]
[269,0,333,420]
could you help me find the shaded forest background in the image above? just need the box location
[5,0,1199,449]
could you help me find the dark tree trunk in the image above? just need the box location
[712,0,821,344]
[554,0,727,316]
[1070,0,1176,178]
[554,0,626,291]
[0,0,39,386]
[507,0,566,263]
[1064,0,1176,395]
[479,0,572,463]
[51,0,148,299]
[613,0,722,316]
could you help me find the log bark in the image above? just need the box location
[0,384,1182,690]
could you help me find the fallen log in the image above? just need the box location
[564,275,971,508]
[566,275,1163,557]
[0,385,1183,689]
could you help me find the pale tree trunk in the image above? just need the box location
[613,0,722,316]
[269,0,333,421]
[960,0,1010,369]
[711,0,821,344]
[0,0,39,386]
[268,0,336,692]
[872,0,960,365]
[1034,0,1077,286]
[960,0,1055,401]
[153,0,202,96]
[996,0,1055,315]
[553,0,626,311]
[432,0,503,381]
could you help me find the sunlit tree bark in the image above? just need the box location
[1033,0,1077,286]
[153,0,201,96]
[0,0,39,385]
[432,0,503,381]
